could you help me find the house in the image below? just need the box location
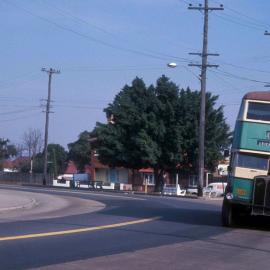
[2,157,29,172]
[64,152,178,192]
[2,160,14,172]
[89,153,130,185]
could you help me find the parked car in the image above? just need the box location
[186,185,198,195]
[162,184,186,196]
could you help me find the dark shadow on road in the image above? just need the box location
[97,196,223,226]
[100,205,222,226]
[232,215,270,231]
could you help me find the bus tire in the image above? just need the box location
[222,199,235,227]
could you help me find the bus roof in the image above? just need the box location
[244,91,270,102]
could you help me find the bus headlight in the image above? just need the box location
[226,192,233,200]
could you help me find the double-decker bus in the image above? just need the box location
[222,91,270,226]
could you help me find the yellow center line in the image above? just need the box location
[0,217,160,242]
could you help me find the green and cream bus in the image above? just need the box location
[222,91,270,226]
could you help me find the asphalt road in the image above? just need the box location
[0,185,270,270]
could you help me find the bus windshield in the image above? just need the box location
[233,152,269,171]
[247,102,270,122]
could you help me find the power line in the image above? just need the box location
[40,0,119,39]
[0,72,42,92]
[208,69,250,96]
[53,104,103,110]
[212,0,270,28]
[3,0,189,64]
[217,61,270,75]
[61,65,170,72]
[181,65,202,81]
[211,69,270,84]
[222,4,270,29]
[0,112,41,123]
[0,71,39,85]
[40,0,192,63]
[0,107,40,115]
[209,1,270,32]
[213,13,264,31]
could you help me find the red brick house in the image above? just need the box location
[64,152,177,191]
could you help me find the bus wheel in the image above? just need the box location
[222,199,235,227]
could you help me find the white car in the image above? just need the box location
[186,186,198,195]
[203,182,227,197]
[162,184,186,196]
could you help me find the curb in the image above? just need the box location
[0,198,38,213]
[0,183,223,201]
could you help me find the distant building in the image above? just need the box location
[2,157,29,172]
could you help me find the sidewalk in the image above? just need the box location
[0,189,37,212]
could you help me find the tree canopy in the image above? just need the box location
[22,128,43,159]
[95,75,231,191]
[68,131,92,172]
[0,138,17,169]
[19,143,67,174]
[178,88,231,172]
[47,144,67,175]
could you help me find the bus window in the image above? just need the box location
[246,102,270,122]
[234,153,269,171]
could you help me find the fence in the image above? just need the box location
[0,172,53,186]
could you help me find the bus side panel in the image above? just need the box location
[232,177,253,202]
[233,121,270,152]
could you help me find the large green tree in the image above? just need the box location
[96,76,183,191]
[178,88,231,172]
[68,131,92,172]
[96,76,231,191]
[96,77,160,169]
[47,144,67,175]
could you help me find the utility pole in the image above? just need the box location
[188,0,223,197]
[41,68,60,185]
[265,31,270,88]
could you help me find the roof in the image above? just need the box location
[244,91,270,102]
[65,160,78,174]
[2,160,14,169]
[2,157,30,169]
[64,160,92,174]
[139,168,154,173]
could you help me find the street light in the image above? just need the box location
[168,62,204,196]
[167,62,178,68]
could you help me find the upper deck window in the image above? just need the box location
[247,102,270,122]
[233,152,269,171]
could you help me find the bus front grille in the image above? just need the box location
[252,177,270,216]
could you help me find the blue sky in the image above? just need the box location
[1,0,270,149]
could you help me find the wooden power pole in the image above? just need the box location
[41,68,60,185]
[188,0,223,196]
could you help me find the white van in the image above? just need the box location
[203,182,227,197]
